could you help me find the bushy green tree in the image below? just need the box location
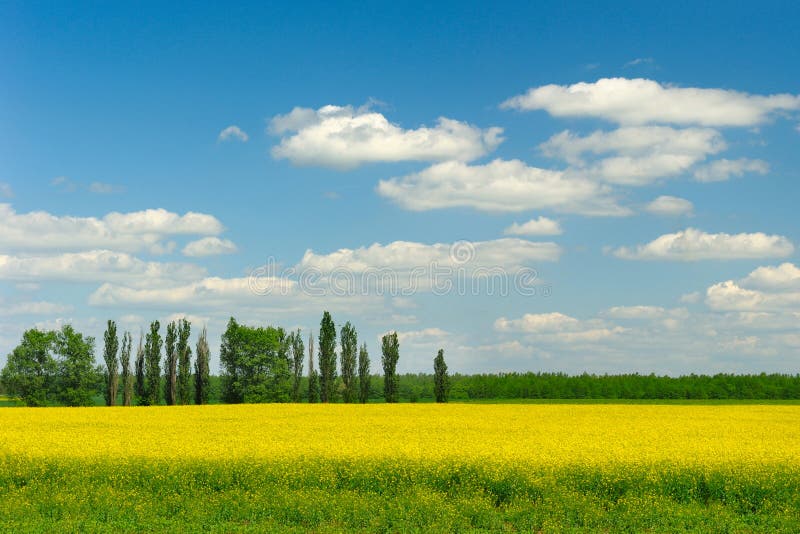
[54,325,102,407]
[290,329,304,402]
[194,327,211,405]
[307,332,320,403]
[102,320,119,406]
[381,332,399,403]
[164,321,177,405]
[1,329,57,406]
[143,321,162,406]
[433,348,449,403]
[358,342,370,404]
[340,322,358,403]
[318,311,337,403]
[120,332,133,406]
[176,319,192,405]
[220,318,291,403]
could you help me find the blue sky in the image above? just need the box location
[2,1,799,374]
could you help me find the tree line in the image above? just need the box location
[0,310,451,407]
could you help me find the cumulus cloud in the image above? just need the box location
[693,158,769,182]
[218,125,249,142]
[182,237,238,257]
[377,159,629,216]
[270,105,503,169]
[0,250,206,287]
[494,312,626,345]
[504,217,563,236]
[0,204,224,253]
[705,263,800,312]
[541,126,725,185]
[740,263,800,290]
[613,228,794,261]
[501,78,800,126]
[494,312,580,332]
[644,195,694,216]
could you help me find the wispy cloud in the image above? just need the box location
[218,125,249,142]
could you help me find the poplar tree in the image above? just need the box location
[164,321,177,405]
[318,311,337,403]
[102,320,119,406]
[358,342,370,403]
[134,333,146,404]
[143,321,162,406]
[340,322,357,403]
[176,319,192,405]
[434,348,450,403]
[381,332,399,403]
[194,327,210,405]
[290,329,304,402]
[120,331,133,406]
[307,332,320,403]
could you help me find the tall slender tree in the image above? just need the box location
[134,332,145,404]
[176,318,192,405]
[433,348,449,403]
[307,332,319,403]
[120,331,133,406]
[164,321,177,405]
[318,311,337,403]
[194,327,210,405]
[381,332,400,403]
[143,321,162,406]
[358,342,370,404]
[102,320,119,406]
[290,329,304,402]
[340,322,358,403]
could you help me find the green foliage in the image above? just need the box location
[358,343,370,404]
[176,319,191,405]
[381,332,400,403]
[53,325,102,407]
[119,332,133,406]
[143,321,162,406]
[434,349,449,403]
[3,459,799,532]
[194,327,210,405]
[134,335,145,404]
[1,329,57,406]
[102,320,119,406]
[164,321,177,406]
[219,318,291,403]
[318,311,337,403]
[339,322,358,403]
[290,329,304,402]
[307,332,320,404]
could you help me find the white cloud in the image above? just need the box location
[644,195,694,216]
[613,228,794,261]
[624,57,655,68]
[693,158,769,182]
[298,238,561,274]
[680,291,701,304]
[270,104,503,169]
[0,183,12,198]
[218,125,249,142]
[504,217,562,236]
[541,126,725,185]
[740,263,800,290]
[605,305,668,319]
[0,204,224,253]
[501,78,800,126]
[0,301,73,316]
[494,312,580,332]
[88,182,126,194]
[377,159,629,216]
[0,250,206,287]
[182,237,238,257]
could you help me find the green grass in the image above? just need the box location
[1,458,798,532]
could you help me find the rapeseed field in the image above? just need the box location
[2,404,799,532]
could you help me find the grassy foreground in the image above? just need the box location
[1,404,799,532]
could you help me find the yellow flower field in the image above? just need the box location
[2,404,800,532]
[2,404,798,467]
